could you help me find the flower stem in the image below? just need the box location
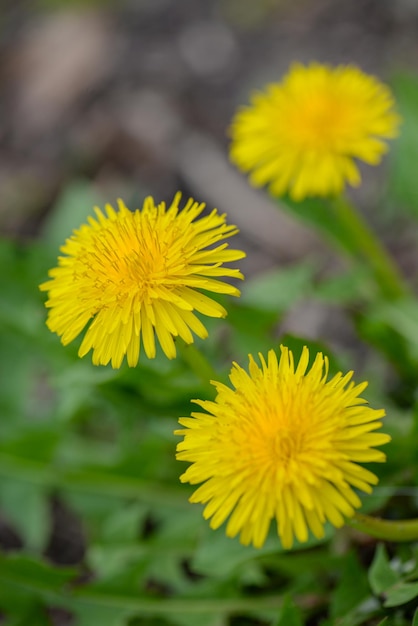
[330,195,408,300]
[348,512,418,542]
[177,340,218,388]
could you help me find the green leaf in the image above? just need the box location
[87,544,148,582]
[0,581,47,622]
[101,502,150,544]
[413,608,418,626]
[330,552,370,619]
[70,603,133,626]
[192,526,277,578]
[0,480,50,551]
[0,598,52,626]
[168,612,226,626]
[368,544,400,595]
[226,303,279,358]
[354,306,417,384]
[0,429,59,463]
[240,263,315,312]
[332,596,382,626]
[316,265,373,304]
[367,299,418,361]
[273,596,303,626]
[384,581,418,608]
[0,553,76,593]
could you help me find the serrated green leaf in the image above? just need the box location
[384,581,418,607]
[330,552,370,619]
[274,596,303,626]
[368,544,400,595]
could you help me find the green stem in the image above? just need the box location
[348,512,418,542]
[330,195,408,300]
[71,588,287,614]
[177,339,218,387]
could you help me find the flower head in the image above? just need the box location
[230,63,400,201]
[40,193,245,368]
[176,346,390,549]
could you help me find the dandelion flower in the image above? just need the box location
[230,63,400,200]
[176,346,390,549]
[40,193,245,368]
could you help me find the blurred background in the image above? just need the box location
[2,0,418,262]
[3,0,418,348]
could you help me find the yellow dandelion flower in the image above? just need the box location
[176,346,391,549]
[230,63,400,201]
[40,193,245,368]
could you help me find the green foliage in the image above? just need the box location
[280,196,361,258]
[369,545,400,595]
[0,211,416,626]
[274,596,303,626]
[2,67,418,626]
[368,544,418,612]
[239,263,315,312]
[330,552,370,619]
[387,72,418,219]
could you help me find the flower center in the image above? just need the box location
[288,92,352,151]
[78,222,179,307]
[125,243,170,288]
[271,428,303,466]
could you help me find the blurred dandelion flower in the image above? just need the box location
[176,346,390,549]
[230,63,400,200]
[40,193,245,368]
